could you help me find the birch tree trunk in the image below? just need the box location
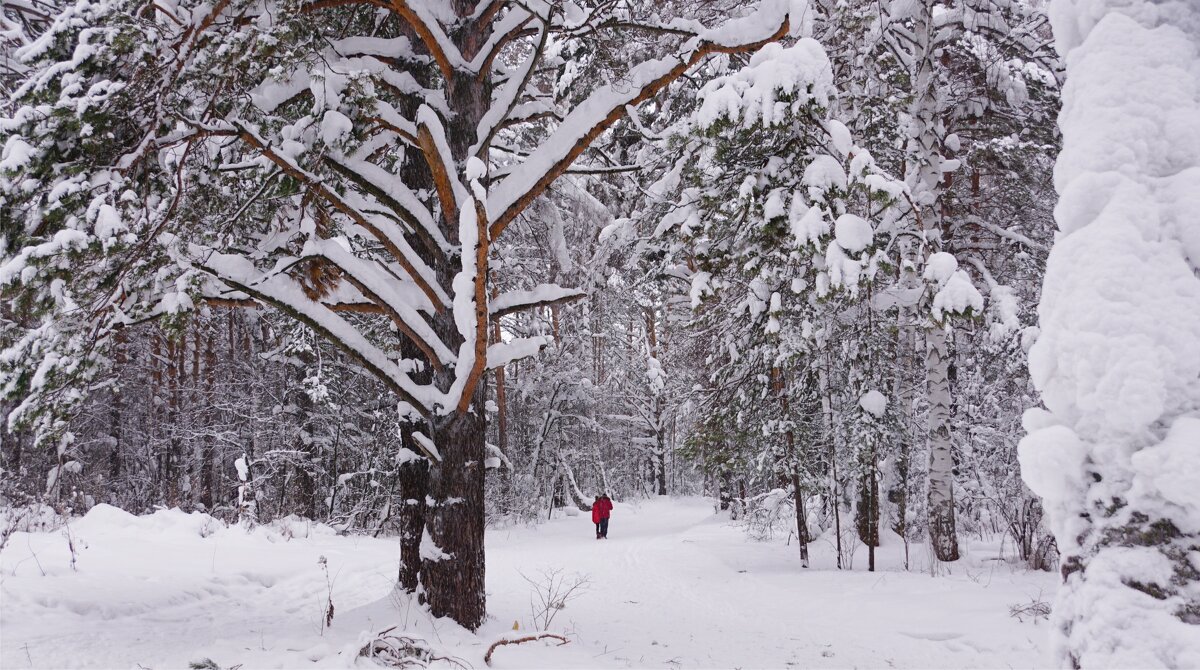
[905,0,960,563]
[925,324,959,562]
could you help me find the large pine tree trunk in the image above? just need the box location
[409,6,493,628]
[419,392,487,629]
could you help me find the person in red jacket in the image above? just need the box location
[591,494,612,539]
[591,495,603,539]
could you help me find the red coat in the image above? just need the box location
[591,498,612,523]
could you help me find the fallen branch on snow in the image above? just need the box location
[1008,596,1052,622]
[358,626,468,668]
[484,633,569,666]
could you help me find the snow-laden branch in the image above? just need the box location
[963,215,1048,251]
[323,153,451,256]
[416,106,469,230]
[218,120,450,311]
[471,19,548,158]
[387,0,467,81]
[191,247,438,414]
[487,335,551,369]
[486,0,796,239]
[303,237,457,367]
[467,4,536,75]
[490,284,585,317]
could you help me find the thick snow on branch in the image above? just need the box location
[695,39,834,128]
[193,247,439,413]
[1018,2,1200,667]
[487,336,551,370]
[486,0,798,236]
[326,153,450,254]
[302,237,457,366]
[924,252,983,321]
[489,284,585,316]
[472,20,546,158]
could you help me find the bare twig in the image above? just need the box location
[484,633,569,666]
[1009,593,1052,622]
[518,568,590,630]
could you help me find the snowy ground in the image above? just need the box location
[0,498,1058,669]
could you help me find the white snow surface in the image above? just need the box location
[1,498,1058,669]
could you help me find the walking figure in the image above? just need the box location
[592,494,613,539]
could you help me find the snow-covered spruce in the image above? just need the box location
[1019,0,1200,666]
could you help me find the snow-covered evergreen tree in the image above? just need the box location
[1019,0,1200,665]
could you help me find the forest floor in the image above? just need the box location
[0,497,1058,669]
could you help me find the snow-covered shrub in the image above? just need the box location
[743,488,795,541]
[0,503,65,549]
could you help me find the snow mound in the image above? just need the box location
[70,503,138,532]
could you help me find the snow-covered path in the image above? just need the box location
[1,498,1057,669]
[487,497,1057,669]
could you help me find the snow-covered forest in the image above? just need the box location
[0,0,1196,666]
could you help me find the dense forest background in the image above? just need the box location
[1,0,1060,579]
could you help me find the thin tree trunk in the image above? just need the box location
[655,421,667,496]
[152,333,164,499]
[490,287,511,511]
[397,455,429,593]
[818,353,844,569]
[774,366,810,566]
[109,330,125,482]
[293,349,318,519]
[200,330,216,511]
[792,469,810,568]
[891,285,916,570]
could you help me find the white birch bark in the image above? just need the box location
[903,0,961,563]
